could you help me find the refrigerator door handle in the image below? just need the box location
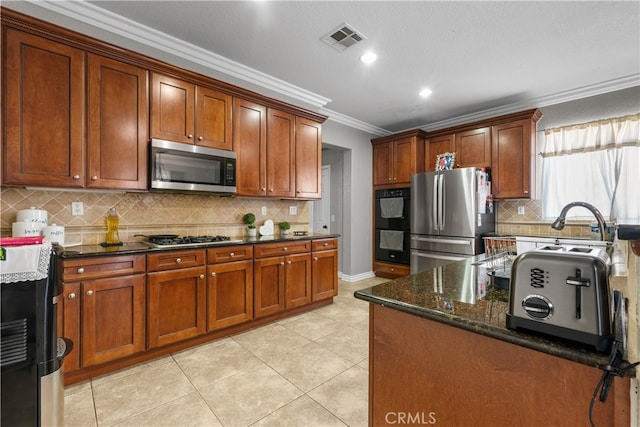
[432,175,439,230]
[411,251,467,261]
[439,174,445,230]
[411,236,472,246]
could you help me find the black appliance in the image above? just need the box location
[374,188,410,265]
[150,138,236,194]
[1,242,71,426]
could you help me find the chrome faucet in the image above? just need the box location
[551,201,608,241]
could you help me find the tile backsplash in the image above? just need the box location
[1,188,309,245]
[497,199,593,238]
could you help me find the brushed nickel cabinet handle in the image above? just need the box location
[73,175,80,180]
[175,258,182,264]
[229,252,235,257]
[91,176,98,181]
[198,136,203,141]
[86,290,93,296]
[211,272,216,276]
[199,274,205,279]
[77,267,85,274]
[313,257,318,261]
[68,293,76,299]
[187,134,193,139]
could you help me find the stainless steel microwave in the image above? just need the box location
[150,139,236,194]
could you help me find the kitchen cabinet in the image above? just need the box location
[491,112,541,199]
[87,54,148,190]
[372,131,426,188]
[373,260,410,279]
[147,250,207,348]
[3,28,149,190]
[253,241,312,317]
[234,98,268,196]
[294,117,323,199]
[425,133,455,172]
[151,73,233,150]
[311,238,339,301]
[59,255,146,368]
[207,246,253,331]
[266,108,296,197]
[4,28,85,187]
[455,127,491,168]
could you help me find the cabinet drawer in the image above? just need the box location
[374,261,410,279]
[207,245,253,264]
[254,241,311,258]
[61,255,145,281]
[312,238,338,252]
[147,249,205,272]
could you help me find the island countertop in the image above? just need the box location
[354,255,631,373]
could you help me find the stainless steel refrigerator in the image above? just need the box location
[410,167,495,274]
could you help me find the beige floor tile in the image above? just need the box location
[112,392,221,427]
[267,341,353,392]
[92,360,194,426]
[308,365,369,427]
[63,388,97,427]
[314,324,368,364]
[64,379,91,397]
[91,354,174,388]
[277,310,344,341]
[232,322,311,360]
[173,338,263,389]
[314,301,369,327]
[358,357,369,371]
[252,395,347,427]
[199,363,303,427]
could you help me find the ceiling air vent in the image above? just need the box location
[321,23,365,52]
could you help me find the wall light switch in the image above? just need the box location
[517,206,525,215]
[71,202,84,216]
[261,206,267,215]
[289,206,297,215]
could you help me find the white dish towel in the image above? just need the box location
[0,243,52,284]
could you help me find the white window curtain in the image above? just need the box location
[541,113,640,222]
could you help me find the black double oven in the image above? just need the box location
[374,188,410,265]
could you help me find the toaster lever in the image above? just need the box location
[566,269,590,319]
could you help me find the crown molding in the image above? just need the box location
[26,0,332,110]
[320,108,392,137]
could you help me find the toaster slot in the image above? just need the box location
[566,269,590,319]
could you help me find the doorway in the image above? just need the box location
[313,165,331,234]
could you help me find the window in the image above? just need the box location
[541,113,640,222]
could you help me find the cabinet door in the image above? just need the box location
[426,134,455,172]
[207,260,253,331]
[393,137,416,185]
[253,257,285,318]
[295,117,322,199]
[4,28,84,187]
[147,267,206,348]
[492,119,532,199]
[151,73,195,144]
[312,250,338,301]
[82,274,146,366]
[372,142,393,186]
[196,86,233,150]
[455,127,491,168]
[87,54,148,190]
[267,109,295,197]
[59,283,81,372]
[285,253,312,309]
[234,99,267,196]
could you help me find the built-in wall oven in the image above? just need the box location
[374,188,410,265]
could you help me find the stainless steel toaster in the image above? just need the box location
[506,245,612,351]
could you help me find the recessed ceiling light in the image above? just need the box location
[360,52,377,64]
[419,88,433,98]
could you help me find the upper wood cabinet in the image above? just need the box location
[266,108,296,197]
[87,54,148,190]
[4,28,85,187]
[372,131,426,188]
[455,127,491,168]
[491,112,541,199]
[151,73,233,150]
[295,117,322,199]
[234,98,268,196]
[3,28,149,190]
[425,133,455,172]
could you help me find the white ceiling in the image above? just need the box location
[6,1,640,135]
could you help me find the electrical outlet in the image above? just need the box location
[517,206,525,215]
[261,206,267,215]
[71,202,84,216]
[289,206,297,215]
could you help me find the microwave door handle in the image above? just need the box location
[433,175,439,230]
[439,174,445,230]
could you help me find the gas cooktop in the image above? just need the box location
[144,235,243,248]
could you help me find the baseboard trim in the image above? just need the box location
[339,271,376,282]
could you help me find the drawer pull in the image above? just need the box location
[68,293,76,299]
[323,243,329,246]
[283,247,288,251]
[229,252,235,257]
[199,274,205,279]
[86,290,93,296]
[175,258,182,264]
[77,267,85,274]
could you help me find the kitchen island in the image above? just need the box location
[354,256,632,427]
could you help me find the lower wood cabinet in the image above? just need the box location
[312,238,339,301]
[207,246,254,331]
[253,256,286,318]
[58,255,146,371]
[374,260,410,279]
[147,250,207,348]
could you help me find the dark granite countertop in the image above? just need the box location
[56,233,339,259]
[355,255,633,374]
